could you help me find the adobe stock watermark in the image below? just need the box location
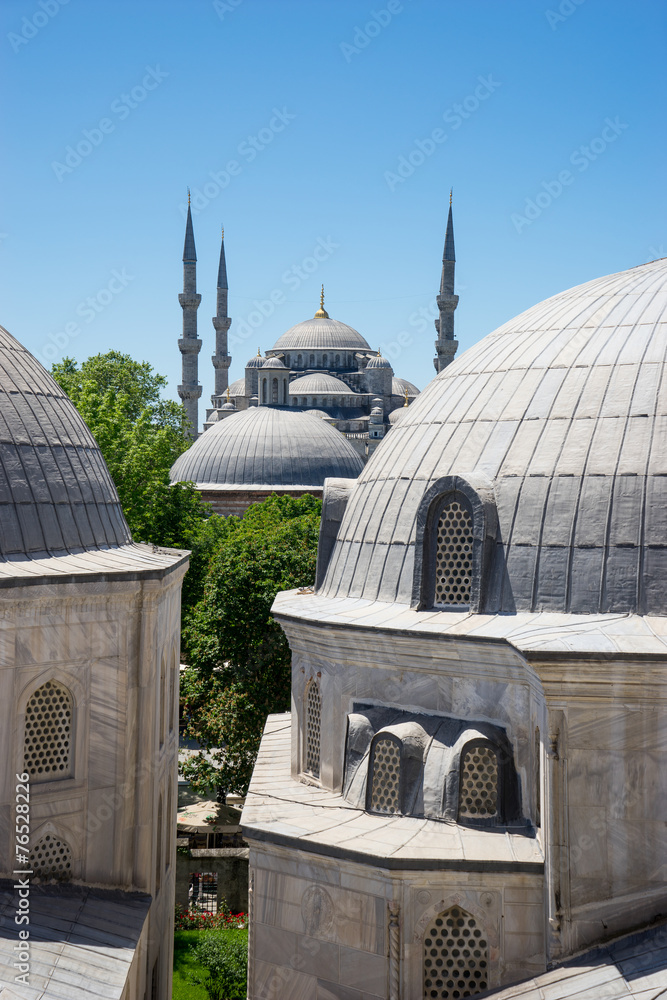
[7,0,71,54]
[384,76,501,191]
[545,0,586,30]
[51,66,168,182]
[340,0,410,62]
[180,107,296,219]
[228,236,339,352]
[38,268,134,365]
[213,0,243,20]
[511,116,628,234]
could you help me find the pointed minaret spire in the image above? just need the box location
[434,189,459,373]
[314,284,329,319]
[178,192,202,437]
[211,224,232,405]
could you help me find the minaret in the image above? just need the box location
[178,190,202,437]
[433,189,459,373]
[211,226,232,405]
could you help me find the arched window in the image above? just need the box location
[535,727,541,827]
[459,742,499,822]
[24,680,72,781]
[285,354,290,367]
[424,905,488,999]
[272,377,279,403]
[297,354,302,368]
[434,495,473,607]
[368,735,402,815]
[156,794,163,894]
[30,833,72,881]
[309,353,315,366]
[335,354,340,367]
[262,379,268,404]
[304,679,321,779]
[322,353,328,366]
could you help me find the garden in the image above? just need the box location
[172,905,248,1000]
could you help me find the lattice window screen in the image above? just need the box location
[459,745,498,820]
[434,499,473,606]
[369,738,401,814]
[30,833,72,880]
[24,680,72,780]
[424,905,488,999]
[305,681,321,778]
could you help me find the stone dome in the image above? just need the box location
[0,323,131,559]
[366,354,391,369]
[170,406,364,487]
[228,377,247,395]
[271,317,370,352]
[321,258,667,615]
[289,373,355,395]
[261,357,286,369]
[245,354,266,368]
[392,376,420,397]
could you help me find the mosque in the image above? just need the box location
[170,197,460,512]
[241,256,667,999]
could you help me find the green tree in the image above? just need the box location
[51,352,209,555]
[180,494,322,795]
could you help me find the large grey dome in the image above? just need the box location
[0,324,131,559]
[270,317,370,352]
[289,373,355,395]
[321,258,667,615]
[170,407,364,487]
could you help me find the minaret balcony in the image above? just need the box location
[178,293,202,308]
[436,293,459,311]
[177,384,203,400]
[178,338,202,354]
[212,355,232,369]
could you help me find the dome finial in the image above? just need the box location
[404,387,409,407]
[450,187,452,207]
[226,386,230,402]
[257,347,261,357]
[221,224,224,240]
[188,187,191,206]
[314,284,329,319]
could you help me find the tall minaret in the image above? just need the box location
[178,190,202,437]
[433,189,459,373]
[211,226,232,405]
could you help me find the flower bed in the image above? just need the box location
[175,903,248,931]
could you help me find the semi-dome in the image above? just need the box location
[0,323,131,559]
[289,373,355,395]
[228,377,247,395]
[170,406,363,487]
[321,258,667,615]
[392,376,420,397]
[271,317,371,352]
[366,354,391,369]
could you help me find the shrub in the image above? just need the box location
[188,929,248,1000]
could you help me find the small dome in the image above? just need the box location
[389,406,409,425]
[321,258,667,615]
[366,354,392,369]
[170,407,364,488]
[262,357,286,369]
[370,406,383,416]
[304,409,333,419]
[0,323,131,559]
[271,317,371,352]
[220,401,236,411]
[392,376,420,397]
[245,354,265,368]
[289,373,355,395]
[228,378,247,395]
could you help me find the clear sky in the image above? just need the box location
[1,0,665,426]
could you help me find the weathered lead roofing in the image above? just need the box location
[271,316,371,352]
[170,406,363,487]
[392,376,420,396]
[366,354,392,369]
[0,323,132,559]
[321,258,667,615]
[289,372,355,395]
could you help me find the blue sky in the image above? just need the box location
[1,0,665,425]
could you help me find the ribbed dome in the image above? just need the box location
[170,407,364,487]
[245,354,265,368]
[366,354,391,369]
[262,357,286,369]
[392,376,420,397]
[289,373,355,395]
[0,323,131,558]
[321,258,667,615]
[228,378,247,395]
[271,317,370,352]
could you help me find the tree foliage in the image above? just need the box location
[188,929,248,1000]
[51,352,208,550]
[180,494,322,795]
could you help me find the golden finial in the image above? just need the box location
[449,187,453,206]
[257,347,261,356]
[226,386,230,402]
[188,187,191,206]
[221,225,225,240]
[404,387,409,407]
[314,284,329,319]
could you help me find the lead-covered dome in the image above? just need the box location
[321,258,667,615]
[170,407,364,487]
[0,324,131,559]
[270,317,370,352]
[289,373,354,395]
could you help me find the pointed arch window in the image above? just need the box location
[322,353,328,366]
[368,735,402,815]
[424,905,488,999]
[459,742,499,822]
[24,680,73,781]
[297,354,303,368]
[30,833,72,881]
[261,379,268,404]
[335,354,340,367]
[304,679,321,779]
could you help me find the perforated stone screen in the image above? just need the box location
[434,499,473,606]
[459,745,498,820]
[424,905,488,999]
[369,737,401,814]
[30,833,72,880]
[24,680,72,780]
[305,681,321,778]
